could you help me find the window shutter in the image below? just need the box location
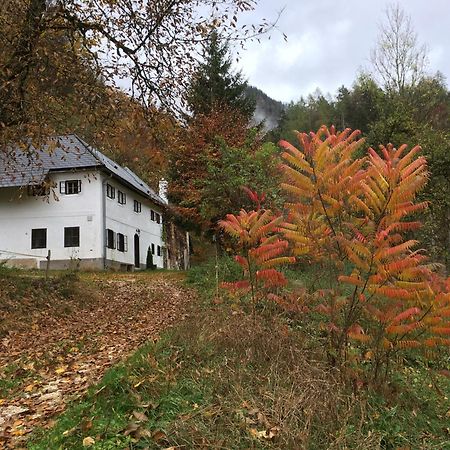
[60,181,66,194]
[124,235,128,252]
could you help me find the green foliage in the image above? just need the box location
[270,72,450,268]
[200,139,281,224]
[186,30,255,120]
[186,254,242,299]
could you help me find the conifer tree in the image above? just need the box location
[186,31,255,120]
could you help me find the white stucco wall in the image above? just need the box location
[0,170,103,267]
[103,174,164,268]
[0,169,165,269]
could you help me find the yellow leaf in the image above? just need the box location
[82,436,95,447]
[55,366,67,375]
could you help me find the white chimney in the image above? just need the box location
[158,178,168,204]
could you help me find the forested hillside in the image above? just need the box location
[246,85,285,131]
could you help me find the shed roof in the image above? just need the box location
[0,135,165,205]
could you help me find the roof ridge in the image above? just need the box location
[69,134,104,166]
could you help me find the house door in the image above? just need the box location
[134,234,140,268]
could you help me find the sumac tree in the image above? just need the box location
[218,192,295,309]
[279,125,450,382]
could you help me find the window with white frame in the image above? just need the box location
[155,212,161,224]
[157,245,161,256]
[106,184,115,199]
[117,233,128,252]
[31,228,47,249]
[151,243,155,255]
[60,180,81,195]
[150,210,155,221]
[106,229,116,249]
[118,190,126,204]
[64,227,80,247]
[134,200,142,213]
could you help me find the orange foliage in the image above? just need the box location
[218,204,295,303]
[278,125,450,379]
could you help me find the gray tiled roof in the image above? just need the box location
[0,135,165,205]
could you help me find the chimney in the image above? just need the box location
[158,178,168,204]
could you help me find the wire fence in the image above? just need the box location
[0,249,46,259]
[1,249,52,277]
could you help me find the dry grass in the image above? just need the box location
[165,306,378,449]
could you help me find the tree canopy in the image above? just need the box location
[186,30,255,120]
[0,0,272,148]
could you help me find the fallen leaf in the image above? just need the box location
[132,411,148,422]
[55,366,67,375]
[123,422,140,436]
[152,429,167,442]
[82,436,95,447]
[81,418,93,432]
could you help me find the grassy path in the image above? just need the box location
[0,271,195,449]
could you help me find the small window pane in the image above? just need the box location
[134,200,141,213]
[107,184,115,199]
[64,180,81,195]
[155,213,160,224]
[118,191,126,204]
[157,245,161,256]
[31,228,47,249]
[151,210,155,221]
[64,227,80,247]
[151,243,155,255]
[106,229,115,249]
[117,233,126,252]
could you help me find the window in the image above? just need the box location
[151,243,155,255]
[28,183,50,197]
[157,245,161,257]
[117,233,128,252]
[118,190,126,205]
[31,228,47,249]
[150,210,155,221]
[64,227,80,247]
[134,200,142,213]
[106,184,115,199]
[60,180,81,195]
[155,213,161,224]
[106,229,116,249]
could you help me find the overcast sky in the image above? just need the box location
[234,0,449,103]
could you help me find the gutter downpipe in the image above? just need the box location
[101,178,107,269]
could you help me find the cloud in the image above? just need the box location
[235,0,449,102]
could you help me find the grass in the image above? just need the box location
[17,260,450,449]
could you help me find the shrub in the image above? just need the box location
[278,126,450,383]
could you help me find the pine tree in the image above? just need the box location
[186,31,254,120]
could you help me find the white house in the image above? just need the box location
[0,134,179,270]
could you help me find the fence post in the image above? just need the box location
[45,250,51,280]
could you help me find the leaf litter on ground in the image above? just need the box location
[0,272,195,449]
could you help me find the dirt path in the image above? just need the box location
[0,273,195,449]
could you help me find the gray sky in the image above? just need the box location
[235,0,449,103]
